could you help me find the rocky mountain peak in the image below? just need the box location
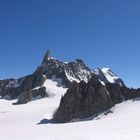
[53,73,140,123]
[93,68,124,86]
[41,49,52,65]
[0,50,126,105]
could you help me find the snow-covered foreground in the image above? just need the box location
[1,80,140,140]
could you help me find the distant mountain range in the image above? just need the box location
[0,50,140,122]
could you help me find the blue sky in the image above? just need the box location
[0,0,140,88]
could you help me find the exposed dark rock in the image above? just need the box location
[0,50,123,105]
[0,51,92,104]
[53,75,140,123]
[104,110,113,115]
[1,50,139,108]
[14,90,32,104]
[106,83,140,103]
[35,58,91,87]
[41,49,51,65]
[53,75,114,123]
[106,83,127,104]
[31,87,48,98]
[0,64,46,103]
[20,73,45,92]
[14,87,48,104]
[128,88,140,100]
[0,78,23,99]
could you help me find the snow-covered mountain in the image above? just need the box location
[0,80,140,140]
[0,50,140,140]
[53,73,140,122]
[36,57,91,85]
[0,51,91,103]
[0,50,124,104]
[93,68,124,86]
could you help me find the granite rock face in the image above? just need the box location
[35,58,92,87]
[0,50,139,108]
[53,75,140,123]
[0,51,92,104]
[0,71,46,102]
[106,83,140,102]
[53,75,114,122]
[0,78,23,99]
[14,87,48,104]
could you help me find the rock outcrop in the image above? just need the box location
[0,78,23,99]
[53,75,140,123]
[106,83,140,102]
[53,75,114,122]
[0,50,140,122]
[0,50,92,104]
[35,58,91,87]
[14,87,48,104]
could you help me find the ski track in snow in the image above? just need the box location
[0,79,140,140]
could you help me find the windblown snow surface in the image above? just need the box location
[0,79,140,140]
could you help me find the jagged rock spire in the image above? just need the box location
[41,49,51,65]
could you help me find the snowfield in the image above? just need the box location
[0,79,140,140]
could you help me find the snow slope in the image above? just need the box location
[101,68,120,83]
[93,68,124,86]
[0,79,140,140]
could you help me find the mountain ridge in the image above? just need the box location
[0,50,140,123]
[0,50,133,106]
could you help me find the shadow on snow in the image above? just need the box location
[37,118,59,125]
